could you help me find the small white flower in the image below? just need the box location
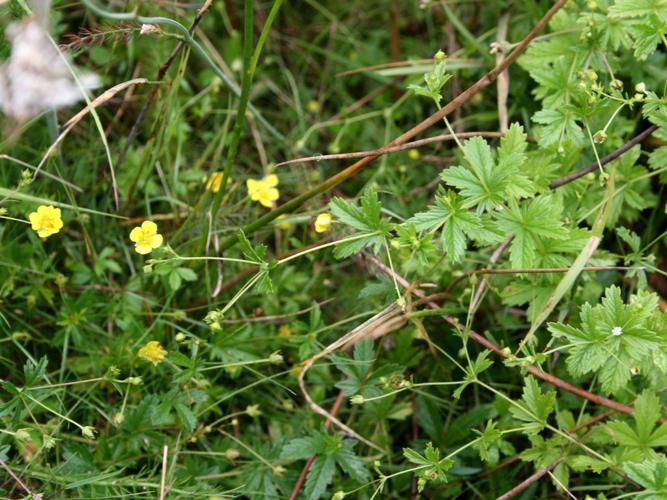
[0,5,99,122]
[140,24,160,36]
[611,326,623,336]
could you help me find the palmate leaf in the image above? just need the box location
[441,137,511,212]
[281,431,370,499]
[548,286,663,394]
[498,124,536,199]
[440,125,535,213]
[624,456,667,499]
[608,0,667,60]
[304,454,336,500]
[280,436,319,460]
[608,0,667,21]
[607,390,667,453]
[335,440,370,483]
[408,189,499,262]
[532,105,584,148]
[330,190,391,258]
[509,377,556,435]
[528,56,579,109]
[402,442,453,492]
[494,196,569,268]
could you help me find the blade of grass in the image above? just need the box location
[515,170,616,354]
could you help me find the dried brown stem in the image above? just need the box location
[288,391,345,500]
[496,458,564,500]
[0,456,39,500]
[549,124,658,189]
[158,445,169,500]
[274,131,505,167]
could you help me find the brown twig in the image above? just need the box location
[549,124,658,189]
[496,458,564,500]
[288,391,345,500]
[274,131,505,167]
[329,83,393,122]
[0,456,40,500]
[158,445,169,500]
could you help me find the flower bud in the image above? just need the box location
[350,394,365,405]
[246,404,262,417]
[81,426,96,439]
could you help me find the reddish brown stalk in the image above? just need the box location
[549,124,657,189]
[369,256,635,417]
[496,458,564,500]
[329,83,393,122]
[274,131,505,167]
[288,391,345,500]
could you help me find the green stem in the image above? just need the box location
[81,0,281,139]
[203,0,283,252]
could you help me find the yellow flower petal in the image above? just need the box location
[28,205,64,239]
[314,213,332,233]
[135,243,153,255]
[130,220,163,255]
[141,220,158,234]
[138,340,167,364]
[129,227,143,242]
[264,174,279,187]
[151,233,163,249]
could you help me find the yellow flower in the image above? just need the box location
[138,340,166,365]
[307,99,319,112]
[246,174,279,208]
[408,148,420,160]
[129,220,163,255]
[278,325,292,337]
[204,172,229,193]
[276,214,291,230]
[29,205,63,239]
[314,213,332,233]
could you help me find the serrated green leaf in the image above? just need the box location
[305,454,336,500]
[174,402,196,432]
[335,441,370,482]
[281,437,319,460]
[495,196,569,268]
[509,377,556,434]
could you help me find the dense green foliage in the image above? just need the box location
[1,0,667,498]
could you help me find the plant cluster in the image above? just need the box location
[0,0,666,498]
